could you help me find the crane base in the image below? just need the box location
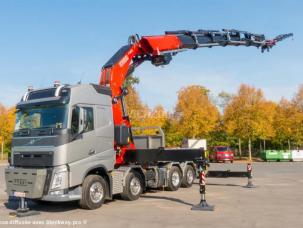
[191,201,214,211]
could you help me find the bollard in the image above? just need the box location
[191,160,214,211]
[244,163,255,188]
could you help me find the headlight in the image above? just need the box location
[51,170,67,190]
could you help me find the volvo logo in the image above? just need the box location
[29,139,36,145]
[25,138,43,146]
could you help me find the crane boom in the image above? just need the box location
[99,29,293,165]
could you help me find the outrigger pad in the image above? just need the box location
[9,210,40,218]
[191,201,215,211]
[244,181,256,189]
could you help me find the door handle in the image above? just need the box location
[88,149,96,155]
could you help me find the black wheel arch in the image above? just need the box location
[83,165,112,200]
[130,167,146,192]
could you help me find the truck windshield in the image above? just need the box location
[15,105,68,130]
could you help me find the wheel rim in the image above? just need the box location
[186,169,194,184]
[89,182,104,204]
[130,177,141,196]
[171,171,180,187]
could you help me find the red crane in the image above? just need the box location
[99,29,292,165]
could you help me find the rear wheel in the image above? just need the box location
[121,171,143,201]
[181,165,195,188]
[79,175,107,210]
[165,166,182,191]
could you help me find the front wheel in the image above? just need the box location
[79,175,107,210]
[181,165,195,188]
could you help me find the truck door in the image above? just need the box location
[68,105,97,163]
[68,103,115,187]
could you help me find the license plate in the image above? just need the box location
[13,191,26,197]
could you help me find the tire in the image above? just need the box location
[79,175,107,210]
[121,171,143,201]
[165,166,182,191]
[181,165,195,188]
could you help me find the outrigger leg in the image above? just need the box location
[191,158,214,211]
[9,197,40,217]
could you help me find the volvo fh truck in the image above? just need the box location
[5,83,200,209]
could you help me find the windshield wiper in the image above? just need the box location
[17,129,30,137]
[38,128,54,136]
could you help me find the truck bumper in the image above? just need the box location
[5,165,81,202]
[5,167,48,199]
[41,186,82,202]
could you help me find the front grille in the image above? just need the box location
[14,152,53,167]
[5,167,48,198]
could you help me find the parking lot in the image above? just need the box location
[0,162,303,228]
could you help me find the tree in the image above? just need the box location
[123,74,140,89]
[144,105,168,128]
[258,101,277,150]
[217,91,232,113]
[291,85,303,147]
[124,86,149,129]
[0,104,16,158]
[124,83,168,135]
[162,115,184,147]
[272,86,303,149]
[0,104,15,143]
[174,85,219,139]
[293,85,303,111]
[223,84,269,160]
[224,85,267,138]
[272,99,294,149]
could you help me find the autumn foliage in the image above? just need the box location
[0,83,303,156]
[0,104,16,154]
[125,83,303,150]
[224,85,275,142]
[175,85,219,139]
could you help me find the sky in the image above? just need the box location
[0,0,302,111]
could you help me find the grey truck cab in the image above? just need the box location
[6,83,115,204]
[5,83,200,210]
